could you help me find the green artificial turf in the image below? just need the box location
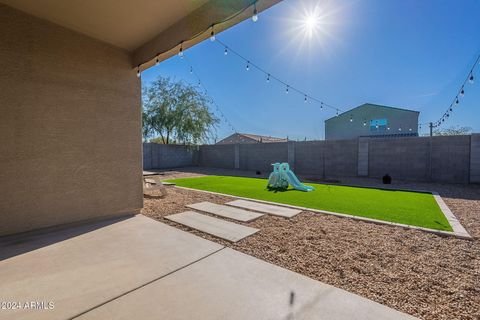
[166,175,452,231]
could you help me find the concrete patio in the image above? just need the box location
[0,215,416,320]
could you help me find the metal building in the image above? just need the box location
[325,103,419,140]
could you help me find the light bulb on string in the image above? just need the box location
[460,87,465,97]
[252,3,258,22]
[224,47,228,55]
[266,74,270,82]
[349,115,353,122]
[320,102,323,110]
[449,107,453,112]
[178,43,184,58]
[336,109,339,117]
[210,27,216,42]
[387,127,391,131]
[455,98,459,105]
[136,66,141,78]
[285,86,289,94]
[190,66,193,74]
[155,56,160,66]
[304,95,307,103]
[363,120,367,126]
[409,128,412,132]
[246,61,250,71]
[469,73,474,84]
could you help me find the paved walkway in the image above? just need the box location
[0,215,417,320]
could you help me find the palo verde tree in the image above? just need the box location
[142,77,219,144]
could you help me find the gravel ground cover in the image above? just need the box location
[141,169,480,320]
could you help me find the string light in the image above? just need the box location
[252,2,258,22]
[136,66,141,78]
[363,120,367,126]
[304,95,307,103]
[178,43,184,58]
[430,53,479,129]
[398,128,402,131]
[182,55,237,133]
[224,47,228,55]
[210,26,216,42]
[349,115,353,122]
[214,39,342,116]
[155,56,160,66]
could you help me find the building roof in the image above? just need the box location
[217,133,287,144]
[325,103,420,122]
[239,133,288,143]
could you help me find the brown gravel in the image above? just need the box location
[141,169,480,320]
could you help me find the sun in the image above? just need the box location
[303,13,320,38]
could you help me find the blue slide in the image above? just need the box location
[285,170,315,192]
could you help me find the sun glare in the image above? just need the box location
[303,13,320,38]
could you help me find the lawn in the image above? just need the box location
[166,175,452,231]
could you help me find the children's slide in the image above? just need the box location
[285,169,315,192]
[268,162,315,192]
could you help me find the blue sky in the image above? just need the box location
[141,0,480,141]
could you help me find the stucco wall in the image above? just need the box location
[0,5,143,236]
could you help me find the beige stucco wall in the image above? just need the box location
[0,4,143,236]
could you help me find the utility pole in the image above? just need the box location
[429,122,434,137]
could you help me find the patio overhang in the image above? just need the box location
[1,0,281,69]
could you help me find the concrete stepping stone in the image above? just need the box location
[187,202,264,222]
[165,211,259,242]
[226,199,301,218]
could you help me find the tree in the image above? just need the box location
[433,126,472,136]
[142,77,219,144]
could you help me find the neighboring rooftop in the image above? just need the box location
[326,103,420,122]
[216,133,288,144]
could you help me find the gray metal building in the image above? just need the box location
[325,103,419,140]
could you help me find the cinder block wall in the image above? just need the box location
[189,135,477,184]
[198,144,236,169]
[239,143,288,173]
[369,137,430,181]
[143,143,195,170]
[0,5,142,236]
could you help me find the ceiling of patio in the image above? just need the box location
[1,0,282,68]
[0,0,209,50]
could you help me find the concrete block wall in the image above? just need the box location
[239,143,288,173]
[323,139,358,178]
[368,137,430,181]
[431,136,471,183]
[198,144,236,169]
[471,134,480,183]
[294,141,325,177]
[144,135,478,184]
[143,143,195,170]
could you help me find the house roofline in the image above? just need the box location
[324,103,420,122]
